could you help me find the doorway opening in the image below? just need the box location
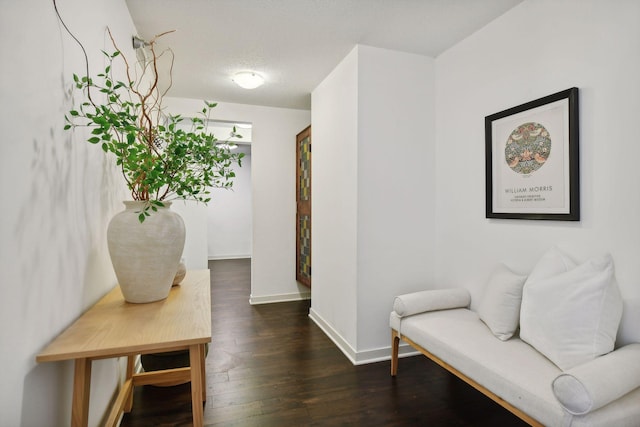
[206,120,253,262]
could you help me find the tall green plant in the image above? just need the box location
[64,30,244,222]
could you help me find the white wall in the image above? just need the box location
[0,0,135,425]
[357,46,436,355]
[208,153,253,260]
[310,47,360,354]
[311,45,436,363]
[165,98,311,303]
[171,200,208,269]
[434,0,640,345]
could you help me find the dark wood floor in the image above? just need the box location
[120,259,528,426]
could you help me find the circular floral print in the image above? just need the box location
[504,122,551,175]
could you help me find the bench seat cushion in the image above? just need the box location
[398,308,640,426]
[399,308,564,426]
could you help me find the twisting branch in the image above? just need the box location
[105,28,177,199]
[52,0,95,106]
[61,16,244,221]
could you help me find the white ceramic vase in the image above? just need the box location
[107,201,186,303]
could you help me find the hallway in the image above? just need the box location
[120,259,526,426]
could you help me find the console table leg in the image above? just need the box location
[124,355,135,412]
[72,358,92,427]
[189,345,204,427]
[199,344,207,402]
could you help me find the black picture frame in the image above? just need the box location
[485,87,579,221]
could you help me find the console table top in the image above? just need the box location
[36,269,211,363]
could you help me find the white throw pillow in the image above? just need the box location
[393,288,470,317]
[477,263,527,341]
[525,245,577,284]
[552,343,640,415]
[520,253,623,370]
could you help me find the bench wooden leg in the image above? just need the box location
[391,329,400,376]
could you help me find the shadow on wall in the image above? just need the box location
[15,72,123,426]
[15,72,122,344]
[20,361,73,426]
[21,358,120,426]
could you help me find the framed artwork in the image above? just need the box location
[485,87,579,220]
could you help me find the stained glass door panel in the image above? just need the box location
[296,126,311,287]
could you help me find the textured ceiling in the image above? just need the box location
[125,0,523,110]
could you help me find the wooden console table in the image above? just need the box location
[36,270,212,427]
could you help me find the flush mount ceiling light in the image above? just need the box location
[232,71,264,89]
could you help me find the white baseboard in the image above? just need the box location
[249,291,311,305]
[113,356,142,426]
[208,254,251,260]
[352,343,420,364]
[308,307,358,363]
[308,308,419,365]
